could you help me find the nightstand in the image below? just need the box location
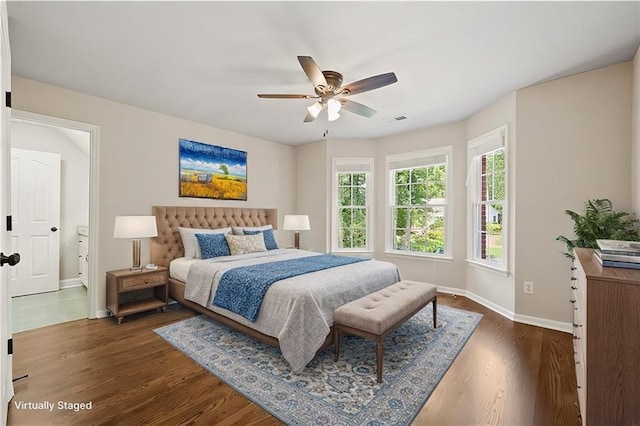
[106,267,168,324]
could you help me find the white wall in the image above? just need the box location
[12,76,297,317]
[11,121,89,283]
[516,62,633,323]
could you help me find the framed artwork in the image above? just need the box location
[179,138,247,200]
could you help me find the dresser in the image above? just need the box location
[77,225,89,288]
[572,248,640,425]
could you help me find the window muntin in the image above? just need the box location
[337,171,368,249]
[332,158,373,252]
[474,148,505,263]
[467,126,507,270]
[387,148,450,257]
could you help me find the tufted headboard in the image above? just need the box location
[150,206,277,267]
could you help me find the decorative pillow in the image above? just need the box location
[195,233,231,259]
[224,233,267,255]
[244,229,279,250]
[231,224,273,235]
[178,227,231,259]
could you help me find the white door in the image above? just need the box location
[10,148,60,297]
[0,2,14,423]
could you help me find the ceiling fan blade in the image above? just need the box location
[257,94,316,99]
[341,72,398,96]
[339,99,377,118]
[298,56,328,88]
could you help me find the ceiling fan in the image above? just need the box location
[257,56,398,123]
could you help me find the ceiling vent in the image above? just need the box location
[382,115,408,123]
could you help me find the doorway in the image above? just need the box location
[9,110,99,328]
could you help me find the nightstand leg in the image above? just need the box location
[161,307,166,313]
[117,317,123,325]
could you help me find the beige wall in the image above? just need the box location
[12,76,296,317]
[516,62,633,323]
[466,92,517,314]
[294,140,327,252]
[632,46,640,213]
[375,122,468,289]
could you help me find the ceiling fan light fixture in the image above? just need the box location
[327,98,341,114]
[307,102,323,118]
[327,98,341,121]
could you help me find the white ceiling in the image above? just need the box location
[7,1,640,146]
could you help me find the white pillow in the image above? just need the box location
[178,227,231,259]
[224,233,267,255]
[231,224,273,235]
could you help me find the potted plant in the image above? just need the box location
[556,198,640,258]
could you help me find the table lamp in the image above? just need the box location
[283,215,310,249]
[114,216,158,271]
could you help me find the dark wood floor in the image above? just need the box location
[8,294,580,425]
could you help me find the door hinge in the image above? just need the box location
[6,215,12,231]
[5,91,11,108]
[8,338,12,355]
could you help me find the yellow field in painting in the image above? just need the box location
[180,171,247,200]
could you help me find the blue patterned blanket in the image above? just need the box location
[212,254,368,321]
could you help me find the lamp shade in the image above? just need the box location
[283,215,310,231]
[113,216,158,239]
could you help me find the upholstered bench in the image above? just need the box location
[333,280,437,383]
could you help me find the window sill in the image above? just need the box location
[384,251,453,262]
[331,250,374,258]
[465,259,509,276]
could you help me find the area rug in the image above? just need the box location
[154,305,482,425]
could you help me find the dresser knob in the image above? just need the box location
[573,323,583,328]
[571,266,577,271]
[573,335,580,340]
[571,286,578,290]
[570,277,577,281]
[570,299,576,304]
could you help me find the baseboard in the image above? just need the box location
[95,309,110,319]
[59,278,83,289]
[437,285,572,334]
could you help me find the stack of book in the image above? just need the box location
[595,239,640,269]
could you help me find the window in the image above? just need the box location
[332,158,373,252]
[467,126,507,270]
[386,147,452,257]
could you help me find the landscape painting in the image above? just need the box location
[179,138,247,200]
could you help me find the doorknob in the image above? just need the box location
[51,227,58,232]
[0,252,20,267]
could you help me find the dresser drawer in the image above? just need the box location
[120,271,166,291]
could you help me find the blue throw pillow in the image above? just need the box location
[195,233,231,258]
[244,229,279,250]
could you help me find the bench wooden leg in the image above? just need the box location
[433,296,437,328]
[376,336,383,383]
[333,327,340,362]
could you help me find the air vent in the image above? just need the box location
[382,115,408,123]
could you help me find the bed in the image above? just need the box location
[150,206,400,372]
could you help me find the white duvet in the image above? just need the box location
[173,249,400,373]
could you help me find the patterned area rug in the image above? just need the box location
[155,305,482,425]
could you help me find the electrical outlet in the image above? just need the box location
[524,281,534,295]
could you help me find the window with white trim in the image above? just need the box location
[332,158,373,252]
[467,126,507,270]
[386,147,452,256]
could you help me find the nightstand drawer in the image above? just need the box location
[120,271,166,290]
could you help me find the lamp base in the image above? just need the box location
[294,232,300,249]
[129,266,143,272]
